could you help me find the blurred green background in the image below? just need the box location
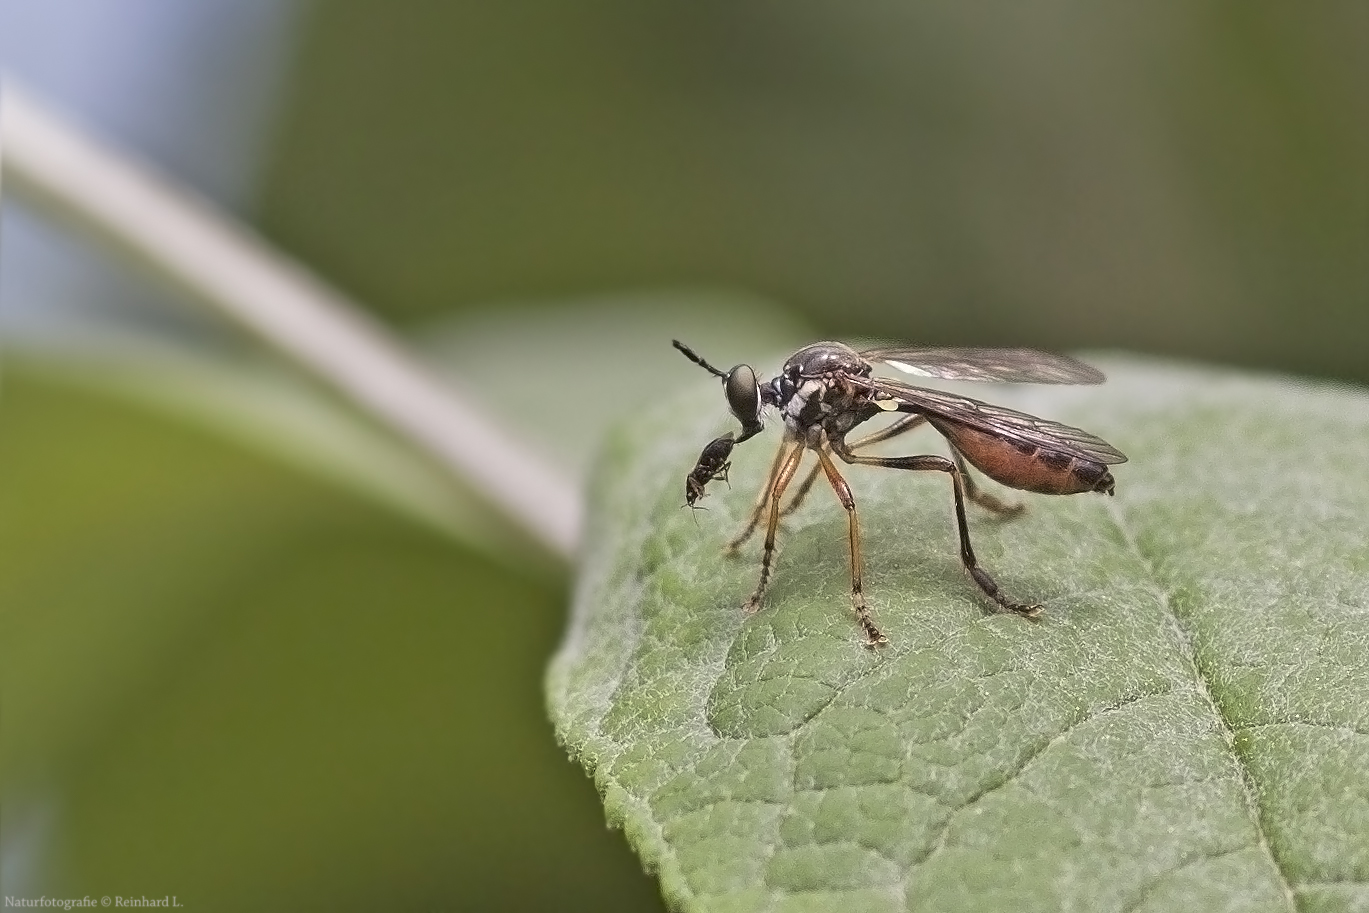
[2,2,1364,911]
[262,1,1367,380]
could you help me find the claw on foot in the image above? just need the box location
[862,627,888,648]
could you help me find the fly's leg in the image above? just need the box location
[830,439,1042,618]
[858,414,1022,517]
[743,442,805,614]
[725,442,788,554]
[815,449,887,646]
[953,449,1024,516]
[779,461,823,519]
[728,457,821,552]
[848,413,928,449]
[862,415,1021,516]
[728,415,931,553]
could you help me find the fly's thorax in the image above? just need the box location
[770,343,876,440]
[782,341,869,378]
[779,374,876,439]
[779,377,826,432]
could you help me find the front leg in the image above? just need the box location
[725,440,789,554]
[743,441,806,614]
[728,414,935,552]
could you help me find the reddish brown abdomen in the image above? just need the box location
[931,421,1114,495]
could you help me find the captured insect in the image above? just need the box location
[684,434,736,509]
[674,339,1127,646]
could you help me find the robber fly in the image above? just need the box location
[674,339,1126,646]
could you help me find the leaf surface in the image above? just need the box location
[550,356,1369,913]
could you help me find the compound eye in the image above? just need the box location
[724,364,761,428]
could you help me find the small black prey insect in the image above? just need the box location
[684,434,736,509]
[673,339,1127,646]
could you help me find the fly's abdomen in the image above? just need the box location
[933,422,1115,495]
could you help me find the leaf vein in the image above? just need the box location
[1231,719,1369,738]
[1104,500,1299,913]
[912,686,1168,866]
[1117,843,1257,913]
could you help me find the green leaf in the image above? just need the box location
[550,355,1369,913]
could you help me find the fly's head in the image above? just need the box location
[673,340,775,509]
[672,340,767,443]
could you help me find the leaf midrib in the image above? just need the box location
[1105,498,1298,913]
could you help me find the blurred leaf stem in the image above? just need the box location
[0,85,580,562]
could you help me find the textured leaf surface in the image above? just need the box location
[549,356,1369,913]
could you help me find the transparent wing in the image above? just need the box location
[859,345,1106,385]
[864,378,1128,464]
